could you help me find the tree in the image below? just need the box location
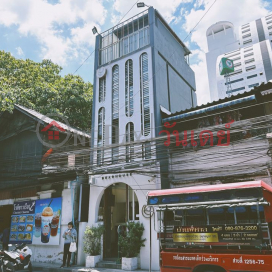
[118,221,146,258]
[0,50,93,131]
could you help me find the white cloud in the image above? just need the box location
[190,49,210,105]
[112,0,191,24]
[0,0,106,66]
[111,0,270,106]
[183,0,271,105]
[16,46,24,56]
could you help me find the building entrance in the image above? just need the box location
[98,183,139,259]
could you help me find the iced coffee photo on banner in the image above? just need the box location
[32,197,62,246]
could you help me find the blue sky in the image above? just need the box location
[0,0,272,105]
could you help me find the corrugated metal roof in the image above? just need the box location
[15,105,90,138]
[163,95,256,123]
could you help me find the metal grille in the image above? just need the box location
[112,65,119,163]
[126,122,134,162]
[99,11,149,65]
[125,59,134,117]
[140,52,150,136]
[99,77,106,102]
[97,107,105,165]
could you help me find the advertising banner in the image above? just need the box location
[9,201,36,244]
[173,224,262,246]
[32,197,62,245]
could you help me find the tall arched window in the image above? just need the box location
[126,122,134,162]
[125,59,133,117]
[99,77,106,102]
[112,65,119,163]
[140,52,150,136]
[97,107,105,165]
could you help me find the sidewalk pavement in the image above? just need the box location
[32,262,158,272]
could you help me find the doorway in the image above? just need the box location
[98,183,139,259]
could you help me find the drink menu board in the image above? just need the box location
[9,198,62,245]
[9,201,36,244]
[173,224,262,246]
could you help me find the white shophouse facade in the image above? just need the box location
[82,7,197,270]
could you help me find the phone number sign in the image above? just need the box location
[173,224,262,246]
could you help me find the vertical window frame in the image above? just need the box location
[126,122,134,162]
[112,65,119,163]
[140,52,150,137]
[97,107,105,165]
[125,59,134,117]
[99,77,106,103]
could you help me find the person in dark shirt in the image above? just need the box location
[1,228,10,251]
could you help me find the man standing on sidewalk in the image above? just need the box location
[61,222,77,268]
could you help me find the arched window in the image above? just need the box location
[97,107,105,165]
[112,65,119,163]
[99,77,106,102]
[140,53,150,136]
[125,59,133,117]
[126,122,134,162]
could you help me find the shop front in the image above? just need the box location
[0,187,75,265]
[83,173,160,270]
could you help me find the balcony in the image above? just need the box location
[99,11,149,65]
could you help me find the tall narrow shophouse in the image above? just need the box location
[85,7,197,270]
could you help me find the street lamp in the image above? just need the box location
[137,2,150,8]
[92,26,99,35]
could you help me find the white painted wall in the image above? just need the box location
[93,46,156,164]
[86,173,160,270]
[77,222,88,265]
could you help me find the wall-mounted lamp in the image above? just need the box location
[92,26,99,35]
[137,2,150,8]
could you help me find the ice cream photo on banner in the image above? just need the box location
[32,197,62,246]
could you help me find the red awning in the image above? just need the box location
[148,180,272,197]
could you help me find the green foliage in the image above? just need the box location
[119,221,146,258]
[83,225,104,256]
[0,50,93,131]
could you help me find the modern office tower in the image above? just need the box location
[206,21,240,101]
[206,14,272,101]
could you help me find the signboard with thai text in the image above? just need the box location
[9,201,36,244]
[172,224,262,246]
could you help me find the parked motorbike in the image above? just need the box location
[0,243,32,272]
